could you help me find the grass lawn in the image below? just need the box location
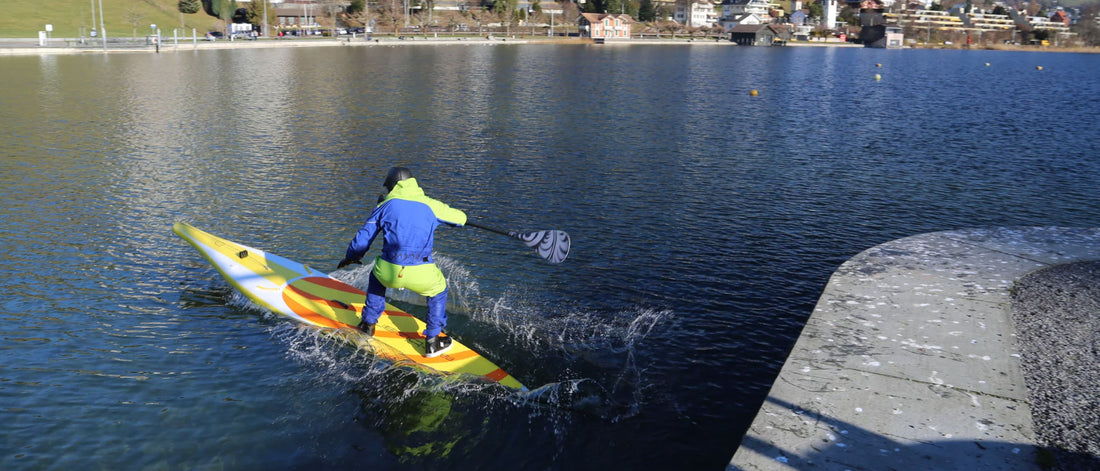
[0,0,222,38]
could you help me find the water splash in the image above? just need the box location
[235,255,670,427]
[461,289,673,423]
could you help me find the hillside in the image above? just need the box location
[0,0,222,39]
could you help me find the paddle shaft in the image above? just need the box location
[465,221,514,238]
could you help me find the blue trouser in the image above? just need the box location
[362,257,449,338]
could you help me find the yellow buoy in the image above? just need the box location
[874,74,881,81]
[876,63,882,68]
[1036,66,1043,70]
[985,62,990,66]
[750,89,758,96]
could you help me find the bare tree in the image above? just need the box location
[658,19,680,38]
[709,24,725,40]
[126,1,145,39]
[1073,4,1100,46]
[316,0,345,35]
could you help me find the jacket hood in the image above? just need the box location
[383,177,425,201]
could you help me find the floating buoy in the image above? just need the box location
[1036,66,1043,70]
[874,74,881,81]
[876,63,882,68]
[750,89,758,96]
[985,62,990,66]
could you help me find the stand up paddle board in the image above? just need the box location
[173,222,525,390]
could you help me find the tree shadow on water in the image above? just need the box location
[731,396,1100,471]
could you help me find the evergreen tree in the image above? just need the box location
[638,0,656,21]
[178,0,201,14]
[202,0,238,20]
[492,0,518,15]
[220,0,239,21]
[807,1,823,20]
[582,0,605,13]
[244,0,275,28]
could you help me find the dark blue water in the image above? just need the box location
[1,45,1098,470]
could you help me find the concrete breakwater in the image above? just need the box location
[729,227,1100,470]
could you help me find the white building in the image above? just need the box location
[824,0,838,29]
[720,13,768,31]
[675,0,719,27]
[718,0,772,31]
[720,0,772,18]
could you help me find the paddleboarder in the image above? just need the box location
[337,167,466,358]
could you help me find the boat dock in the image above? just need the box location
[729,227,1100,470]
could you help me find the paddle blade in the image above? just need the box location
[510,230,570,264]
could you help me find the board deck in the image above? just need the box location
[173,222,525,390]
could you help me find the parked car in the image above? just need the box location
[204,31,223,41]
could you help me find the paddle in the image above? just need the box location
[466,221,571,264]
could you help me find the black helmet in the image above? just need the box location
[382,166,413,192]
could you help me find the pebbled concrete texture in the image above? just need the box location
[1011,260,1100,469]
[729,227,1100,471]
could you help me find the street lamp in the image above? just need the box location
[98,0,106,51]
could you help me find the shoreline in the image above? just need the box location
[2,36,1096,55]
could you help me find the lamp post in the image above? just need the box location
[98,0,106,51]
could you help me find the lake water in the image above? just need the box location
[2,44,1098,470]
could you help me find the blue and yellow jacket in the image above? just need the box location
[345,178,467,266]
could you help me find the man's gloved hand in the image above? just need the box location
[337,258,361,270]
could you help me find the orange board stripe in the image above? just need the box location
[301,312,348,329]
[484,368,509,382]
[284,295,346,328]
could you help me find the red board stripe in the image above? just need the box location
[374,330,422,340]
[382,309,415,318]
[299,276,365,295]
[286,284,350,310]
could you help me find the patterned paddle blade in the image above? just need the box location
[509,230,570,264]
